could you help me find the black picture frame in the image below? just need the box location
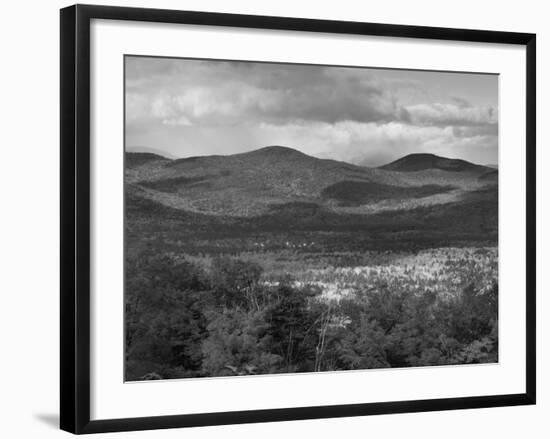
[60,4,536,434]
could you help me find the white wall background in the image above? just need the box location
[0,0,546,437]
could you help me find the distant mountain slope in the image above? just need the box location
[126,152,169,168]
[162,145,385,197]
[126,146,177,159]
[126,146,494,217]
[478,169,498,184]
[380,153,490,173]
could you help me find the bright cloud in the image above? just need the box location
[405,102,498,127]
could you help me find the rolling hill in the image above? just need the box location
[379,153,489,173]
[125,146,498,255]
[126,146,495,217]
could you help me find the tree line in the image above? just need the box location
[125,254,498,380]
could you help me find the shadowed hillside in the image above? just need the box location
[125,146,494,216]
[125,152,168,168]
[478,169,499,184]
[380,153,490,173]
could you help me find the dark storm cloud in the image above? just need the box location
[126,57,403,126]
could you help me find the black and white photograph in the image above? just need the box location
[124,56,499,381]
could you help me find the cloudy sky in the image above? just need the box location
[125,56,498,166]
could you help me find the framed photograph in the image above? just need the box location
[60,4,536,434]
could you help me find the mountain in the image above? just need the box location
[125,146,498,255]
[126,146,177,159]
[380,153,490,173]
[126,146,495,217]
[126,152,169,167]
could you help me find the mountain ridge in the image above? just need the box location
[127,146,489,173]
[125,146,495,217]
[126,146,177,159]
[379,153,490,173]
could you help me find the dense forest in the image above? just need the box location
[125,252,498,381]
